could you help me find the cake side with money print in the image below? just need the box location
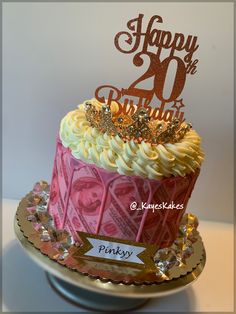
[48,99,204,248]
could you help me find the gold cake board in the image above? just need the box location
[15,220,206,311]
[14,188,206,312]
[15,222,206,312]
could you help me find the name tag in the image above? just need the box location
[73,232,157,270]
[85,237,145,263]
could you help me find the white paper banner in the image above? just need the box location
[84,238,145,264]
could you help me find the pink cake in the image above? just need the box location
[48,100,204,248]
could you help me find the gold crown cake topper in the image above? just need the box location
[85,101,192,145]
[87,14,199,144]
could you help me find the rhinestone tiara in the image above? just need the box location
[84,102,192,145]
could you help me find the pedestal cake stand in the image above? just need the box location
[14,184,206,312]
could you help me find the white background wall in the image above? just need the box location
[3,3,234,223]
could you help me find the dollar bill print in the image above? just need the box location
[48,138,200,247]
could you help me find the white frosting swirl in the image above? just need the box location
[59,100,204,180]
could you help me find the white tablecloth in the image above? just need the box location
[2,198,234,312]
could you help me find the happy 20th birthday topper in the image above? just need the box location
[94,14,199,123]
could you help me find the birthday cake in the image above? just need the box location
[48,99,204,248]
[48,13,204,249]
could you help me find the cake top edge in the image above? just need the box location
[59,99,204,180]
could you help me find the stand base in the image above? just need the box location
[46,272,149,312]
